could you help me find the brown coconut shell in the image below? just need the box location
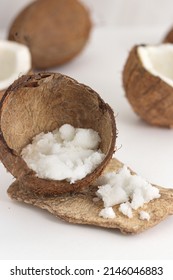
[0,90,4,102]
[0,70,33,103]
[0,72,116,196]
[8,158,173,234]
[8,0,92,69]
[163,26,173,43]
[123,45,173,127]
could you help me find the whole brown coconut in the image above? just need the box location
[163,26,173,43]
[123,44,173,127]
[8,0,92,69]
[0,72,116,196]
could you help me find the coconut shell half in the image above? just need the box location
[7,158,173,234]
[0,72,116,196]
[8,0,92,69]
[123,45,173,127]
[0,90,4,102]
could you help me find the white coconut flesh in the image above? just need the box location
[0,40,31,91]
[137,44,173,87]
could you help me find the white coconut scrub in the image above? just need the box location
[99,207,116,219]
[95,165,160,220]
[21,124,105,183]
[139,211,150,221]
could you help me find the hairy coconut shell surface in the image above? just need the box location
[123,44,173,127]
[0,72,116,196]
[8,0,92,69]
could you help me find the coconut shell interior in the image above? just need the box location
[0,72,116,195]
[123,45,173,127]
[7,158,173,234]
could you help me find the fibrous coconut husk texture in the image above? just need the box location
[8,0,92,69]
[0,72,116,196]
[8,158,173,234]
[123,45,173,127]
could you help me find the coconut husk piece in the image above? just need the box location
[7,158,173,234]
[123,45,173,127]
[0,72,116,196]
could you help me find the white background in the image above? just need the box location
[0,0,173,260]
[0,0,173,29]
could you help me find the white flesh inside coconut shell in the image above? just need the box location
[0,40,31,91]
[137,44,173,87]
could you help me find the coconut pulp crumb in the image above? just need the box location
[95,165,160,219]
[99,207,116,219]
[21,124,105,183]
[139,211,150,221]
[119,202,133,218]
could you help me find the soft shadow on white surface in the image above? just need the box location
[1,26,173,260]
[1,196,173,260]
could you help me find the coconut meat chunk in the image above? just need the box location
[21,124,105,183]
[137,44,173,87]
[0,40,31,91]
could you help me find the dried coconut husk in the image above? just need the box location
[0,72,116,196]
[7,158,173,234]
[123,45,173,127]
[8,0,92,69]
